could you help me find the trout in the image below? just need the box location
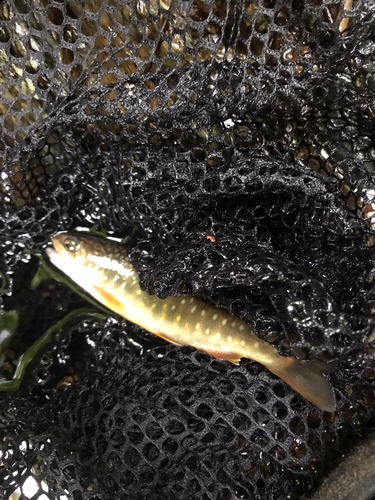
[46,232,335,411]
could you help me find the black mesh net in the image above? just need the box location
[1,0,375,499]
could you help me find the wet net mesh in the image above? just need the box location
[1,0,375,499]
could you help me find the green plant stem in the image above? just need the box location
[0,309,107,392]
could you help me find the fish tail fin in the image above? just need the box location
[266,357,336,412]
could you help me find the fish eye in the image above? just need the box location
[63,237,79,252]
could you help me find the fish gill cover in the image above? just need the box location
[0,0,375,499]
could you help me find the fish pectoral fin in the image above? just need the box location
[203,349,242,365]
[92,285,126,313]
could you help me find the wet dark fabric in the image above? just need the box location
[1,1,375,499]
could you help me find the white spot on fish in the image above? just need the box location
[151,303,157,310]
[171,305,176,311]
[163,303,168,310]
[227,336,232,343]
[212,314,218,320]
[205,328,210,334]
[222,319,227,326]
[231,321,236,328]
[190,298,195,303]
[201,310,206,317]
[181,299,186,305]
[254,342,259,348]
[241,340,246,346]
[191,306,197,313]
[176,315,181,322]
[239,324,244,331]
[195,323,200,330]
[137,290,141,295]
[216,332,221,339]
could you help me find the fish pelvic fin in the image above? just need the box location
[266,357,336,412]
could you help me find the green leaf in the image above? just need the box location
[0,310,19,351]
[0,310,19,333]
[30,258,56,290]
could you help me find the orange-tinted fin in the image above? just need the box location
[266,357,336,412]
[152,331,183,346]
[92,285,126,313]
[204,349,242,365]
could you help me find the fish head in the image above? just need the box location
[50,232,90,264]
[47,231,137,312]
[47,231,133,289]
[46,232,110,288]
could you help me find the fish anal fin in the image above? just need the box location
[204,349,242,365]
[92,285,126,313]
[152,331,183,346]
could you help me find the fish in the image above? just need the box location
[46,232,336,412]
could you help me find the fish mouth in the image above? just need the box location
[45,246,63,270]
[45,247,57,259]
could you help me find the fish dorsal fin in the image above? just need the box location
[92,285,126,313]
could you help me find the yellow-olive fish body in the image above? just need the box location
[47,232,335,412]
